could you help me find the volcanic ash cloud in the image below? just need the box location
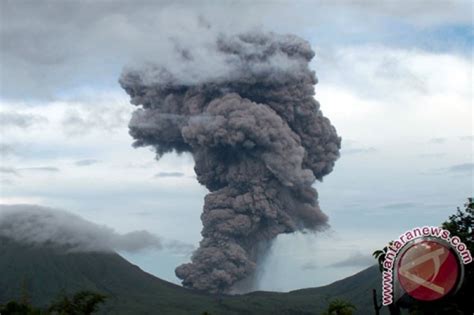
[120,32,341,293]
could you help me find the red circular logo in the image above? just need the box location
[397,240,459,301]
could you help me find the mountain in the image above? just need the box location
[0,238,386,314]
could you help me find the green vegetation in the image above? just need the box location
[0,291,106,315]
[48,291,106,315]
[442,197,473,252]
[321,298,356,315]
[0,300,43,315]
[0,236,381,314]
[441,197,473,315]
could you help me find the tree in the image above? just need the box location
[372,241,393,272]
[48,291,106,315]
[372,242,400,315]
[0,301,43,315]
[372,289,382,315]
[322,298,356,315]
[442,197,473,252]
[441,197,473,315]
[0,279,42,315]
[0,290,106,315]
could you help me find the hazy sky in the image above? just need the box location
[0,0,472,291]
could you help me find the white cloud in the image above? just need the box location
[0,1,470,99]
[0,204,162,252]
[0,111,47,129]
[317,46,472,148]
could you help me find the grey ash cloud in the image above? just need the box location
[120,31,340,293]
[0,204,162,253]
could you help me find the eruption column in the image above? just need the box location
[120,32,341,293]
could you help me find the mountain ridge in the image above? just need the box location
[0,238,386,314]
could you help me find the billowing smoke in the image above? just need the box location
[0,204,162,253]
[120,32,341,293]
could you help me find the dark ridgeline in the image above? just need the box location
[120,32,341,293]
[0,237,381,315]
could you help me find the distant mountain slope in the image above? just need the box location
[221,265,386,315]
[0,238,385,314]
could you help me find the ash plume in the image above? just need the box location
[120,32,341,293]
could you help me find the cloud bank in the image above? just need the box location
[0,204,162,253]
[1,0,470,99]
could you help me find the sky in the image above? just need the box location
[0,0,472,292]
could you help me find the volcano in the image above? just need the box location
[0,237,383,314]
